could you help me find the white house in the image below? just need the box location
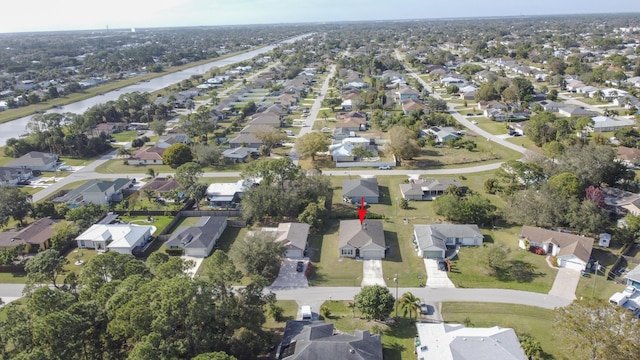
[413,224,484,259]
[519,226,594,271]
[76,223,155,255]
[415,323,527,360]
[328,137,371,162]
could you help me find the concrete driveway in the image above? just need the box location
[424,259,455,288]
[270,259,309,288]
[361,260,386,287]
[548,267,580,300]
[180,255,204,278]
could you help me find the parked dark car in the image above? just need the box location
[296,261,305,272]
[438,259,447,271]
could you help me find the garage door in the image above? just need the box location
[362,250,383,260]
[285,249,303,259]
[423,251,443,259]
[563,260,585,272]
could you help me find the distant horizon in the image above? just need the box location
[2,0,640,34]
[1,11,639,35]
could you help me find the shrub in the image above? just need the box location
[304,262,313,278]
[550,256,558,267]
[165,248,184,256]
[535,247,546,255]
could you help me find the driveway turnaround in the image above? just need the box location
[424,259,455,288]
[361,260,386,287]
[270,259,309,288]
[548,267,580,300]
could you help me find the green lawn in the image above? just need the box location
[63,249,99,277]
[473,117,510,135]
[195,225,254,285]
[118,215,174,236]
[447,227,558,293]
[307,221,364,287]
[0,271,28,284]
[321,300,417,360]
[112,130,141,143]
[95,158,246,174]
[442,302,561,359]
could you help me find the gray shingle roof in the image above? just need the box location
[339,220,385,249]
[342,178,379,198]
[165,216,227,250]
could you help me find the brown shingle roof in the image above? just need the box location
[520,226,594,263]
[339,220,385,249]
[0,218,60,248]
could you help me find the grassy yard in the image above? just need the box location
[447,227,558,293]
[118,215,174,236]
[63,248,99,277]
[95,158,246,174]
[473,117,510,135]
[321,300,418,360]
[0,271,28,284]
[307,221,364,287]
[195,225,254,285]
[575,248,625,300]
[442,302,561,359]
[112,130,141,143]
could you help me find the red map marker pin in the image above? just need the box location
[358,197,367,224]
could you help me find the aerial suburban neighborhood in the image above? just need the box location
[1,7,640,360]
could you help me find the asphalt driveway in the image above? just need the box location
[424,259,455,288]
[270,259,309,288]
[361,260,386,286]
[548,267,580,300]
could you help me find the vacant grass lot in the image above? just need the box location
[95,159,245,174]
[321,300,417,360]
[447,227,558,293]
[442,302,561,359]
[473,116,509,135]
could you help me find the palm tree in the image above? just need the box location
[399,292,421,322]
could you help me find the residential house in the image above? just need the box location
[76,223,155,254]
[602,186,640,215]
[335,117,367,132]
[342,178,379,204]
[222,147,258,163]
[441,76,465,86]
[558,106,597,118]
[328,137,371,162]
[157,134,192,149]
[415,323,527,360]
[94,122,125,135]
[263,222,310,259]
[399,178,463,201]
[424,126,458,143]
[206,179,256,206]
[228,133,264,148]
[250,112,282,127]
[617,146,640,167]
[332,127,353,141]
[338,220,386,259]
[0,218,61,250]
[128,146,164,165]
[54,178,132,207]
[518,226,594,271]
[508,121,528,136]
[413,224,484,259]
[165,216,228,257]
[6,151,58,171]
[276,321,383,360]
[394,86,420,101]
[539,100,563,112]
[589,116,634,133]
[0,167,31,185]
[401,99,429,115]
[139,177,181,199]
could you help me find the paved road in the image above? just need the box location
[394,50,528,156]
[288,64,337,164]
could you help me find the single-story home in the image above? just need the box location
[228,133,264,148]
[328,137,371,162]
[415,323,527,360]
[206,179,257,206]
[342,178,379,204]
[76,223,155,254]
[0,167,31,185]
[339,219,386,260]
[423,126,458,143]
[0,217,61,250]
[156,133,192,149]
[222,147,259,163]
[602,186,640,216]
[401,99,429,115]
[335,117,367,132]
[263,222,310,259]
[399,178,463,201]
[413,224,484,258]
[128,146,164,165]
[508,121,528,136]
[518,226,594,271]
[165,216,228,257]
[394,86,420,101]
[6,151,59,171]
[558,106,597,118]
[616,146,640,167]
[139,177,181,199]
[53,178,133,207]
[277,321,382,360]
[589,116,634,133]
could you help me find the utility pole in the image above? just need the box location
[393,273,399,321]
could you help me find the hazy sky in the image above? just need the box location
[2,0,640,33]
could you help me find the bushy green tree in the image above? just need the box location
[354,285,395,321]
[162,143,193,168]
